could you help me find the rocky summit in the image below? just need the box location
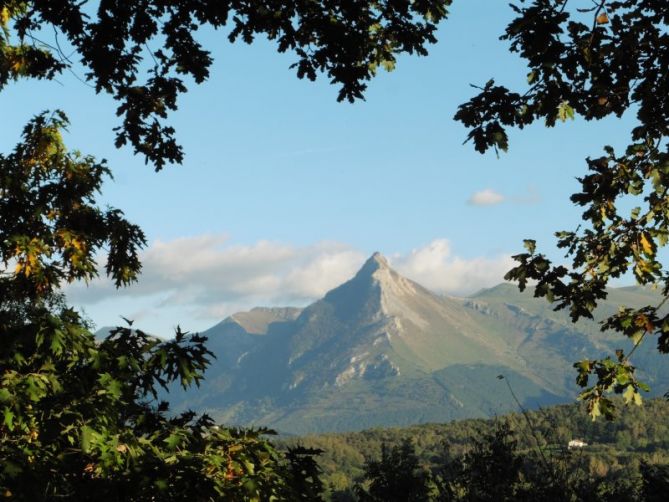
[168,254,669,434]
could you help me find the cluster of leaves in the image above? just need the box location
[0,2,65,87]
[455,0,668,154]
[0,113,324,500]
[0,0,451,169]
[0,110,145,302]
[1,312,324,500]
[456,0,669,417]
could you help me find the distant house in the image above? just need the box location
[568,439,587,449]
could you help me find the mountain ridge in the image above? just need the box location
[167,253,669,434]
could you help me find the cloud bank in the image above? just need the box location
[65,236,512,328]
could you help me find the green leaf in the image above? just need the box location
[155,479,168,491]
[557,101,575,122]
[80,425,95,453]
[523,239,536,254]
[99,373,123,400]
[630,207,640,219]
[2,461,22,477]
[2,407,14,429]
[164,433,181,450]
[0,388,11,402]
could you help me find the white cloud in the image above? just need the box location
[468,188,505,206]
[391,239,513,296]
[65,236,513,332]
[65,237,365,315]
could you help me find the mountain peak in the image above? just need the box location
[354,252,416,295]
[370,251,389,266]
[358,252,390,276]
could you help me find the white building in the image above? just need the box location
[568,439,587,449]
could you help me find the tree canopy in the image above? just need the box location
[0,112,325,500]
[0,1,457,500]
[356,439,433,502]
[1,0,452,169]
[456,0,669,418]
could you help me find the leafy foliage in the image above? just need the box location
[0,114,324,500]
[0,111,145,302]
[456,0,669,417]
[0,1,465,498]
[0,0,452,169]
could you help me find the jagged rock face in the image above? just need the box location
[169,254,669,434]
[285,253,405,384]
[277,252,518,392]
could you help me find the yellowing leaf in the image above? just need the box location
[596,13,609,25]
[557,100,575,122]
[381,59,396,72]
[9,56,25,74]
[640,232,654,256]
[0,7,10,26]
[72,237,86,252]
[590,400,601,420]
[622,385,634,403]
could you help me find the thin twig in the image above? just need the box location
[501,375,557,483]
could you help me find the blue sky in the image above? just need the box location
[1,1,636,335]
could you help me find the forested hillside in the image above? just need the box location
[285,399,669,500]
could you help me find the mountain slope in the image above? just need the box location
[170,254,669,434]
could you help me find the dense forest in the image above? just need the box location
[283,399,669,500]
